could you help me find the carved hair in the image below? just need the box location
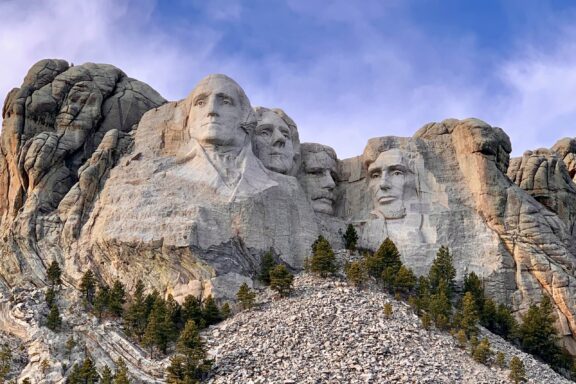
[183,74,256,136]
[253,106,301,159]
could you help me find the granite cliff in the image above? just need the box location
[2,59,576,381]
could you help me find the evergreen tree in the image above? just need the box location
[221,303,231,319]
[69,356,99,384]
[100,366,113,384]
[94,284,110,320]
[309,236,337,277]
[269,264,294,297]
[166,319,211,383]
[365,238,402,281]
[182,295,203,329]
[109,280,126,318]
[258,251,275,285]
[472,337,491,364]
[345,261,367,289]
[517,295,561,365]
[429,280,451,330]
[202,296,222,326]
[463,272,484,312]
[343,224,359,251]
[509,356,526,384]
[45,286,57,307]
[236,283,256,310]
[383,303,393,319]
[166,294,183,332]
[47,260,63,287]
[455,329,467,348]
[394,266,416,295]
[421,313,432,330]
[65,336,76,358]
[456,292,479,338]
[494,303,517,340]
[142,296,171,356]
[0,344,11,383]
[114,358,130,384]
[415,276,431,314]
[495,352,506,368]
[480,297,497,330]
[428,245,456,298]
[144,290,161,320]
[47,304,62,331]
[124,280,147,340]
[80,270,97,305]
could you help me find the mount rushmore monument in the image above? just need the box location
[2,59,576,353]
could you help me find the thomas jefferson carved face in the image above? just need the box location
[298,144,338,215]
[187,75,250,150]
[253,109,296,174]
[368,149,412,219]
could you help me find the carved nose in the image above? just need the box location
[323,171,336,189]
[379,175,390,190]
[272,129,286,147]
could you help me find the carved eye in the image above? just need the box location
[259,128,271,136]
[370,171,381,179]
[195,99,205,107]
[392,170,404,176]
[281,129,290,139]
[222,97,233,105]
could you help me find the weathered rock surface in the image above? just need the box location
[205,274,570,383]
[1,59,576,372]
[0,58,166,288]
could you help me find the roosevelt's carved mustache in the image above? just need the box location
[311,192,335,201]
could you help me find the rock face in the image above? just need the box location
[2,60,576,359]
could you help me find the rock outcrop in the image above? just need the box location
[2,59,576,365]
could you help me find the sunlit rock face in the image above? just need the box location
[2,60,576,354]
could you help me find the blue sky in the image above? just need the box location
[2,0,576,158]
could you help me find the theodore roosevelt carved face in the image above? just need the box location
[252,107,300,174]
[298,143,338,215]
[367,149,413,219]
[187,74,254,151]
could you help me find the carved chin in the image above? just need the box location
[264,156,292,174]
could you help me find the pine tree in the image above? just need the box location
[100,365,113,384]
[365,238,402,280]
[456,292,479,338]
[455,329,467,348]
[383,303,393,319]
[236,283,256,310]
[309,236,337,277]
[109,280,126,318]
[202,296,221,326]
[142,296,171,356]
[47,260,62,287]
[78,356,99,384]
[221,303,231,319]
[166,294,183,331]
[269,264,294,297]
[345,261,367,289]
[182,295,203,329]
[494,303,517,340]
[258,251,275,285]
[94,284,110,320]
[65,336,76,358]
[79,270,97,305]
[472,337,491,364]
[45,286,57,307]
[166,320,211,383]
[124,280,147,340]
[421,313,432,330]
[495,351,506,368]
[429,280,451,330]
[517,295,561,365]
[415,276,431,314]
[463,272,484,312]
[343,224,359,251]
[114,358,130,384]
[47,304,62,331]
[0,344,11,382]
[509,356,526,383]
[428,245,456,298]
[394,265,416,295]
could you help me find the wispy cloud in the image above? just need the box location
[2,0,576,160]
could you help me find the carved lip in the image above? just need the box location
[313,197,334,204]
[378,195,398,204]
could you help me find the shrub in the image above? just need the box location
[269,264,294,297]
[236,283,256,310]
[309,236,337,277]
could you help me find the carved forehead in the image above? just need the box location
[188,74,250,108]
[257,110,289,128]
[301,144,337,172]
[369,149,408,170]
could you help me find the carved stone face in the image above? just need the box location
[368,149,412,219]
[188,76,246,149]
[299,147,337,215]
[253,110,295,174]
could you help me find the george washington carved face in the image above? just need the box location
[187,74,253,151]
[367,149,414,219]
